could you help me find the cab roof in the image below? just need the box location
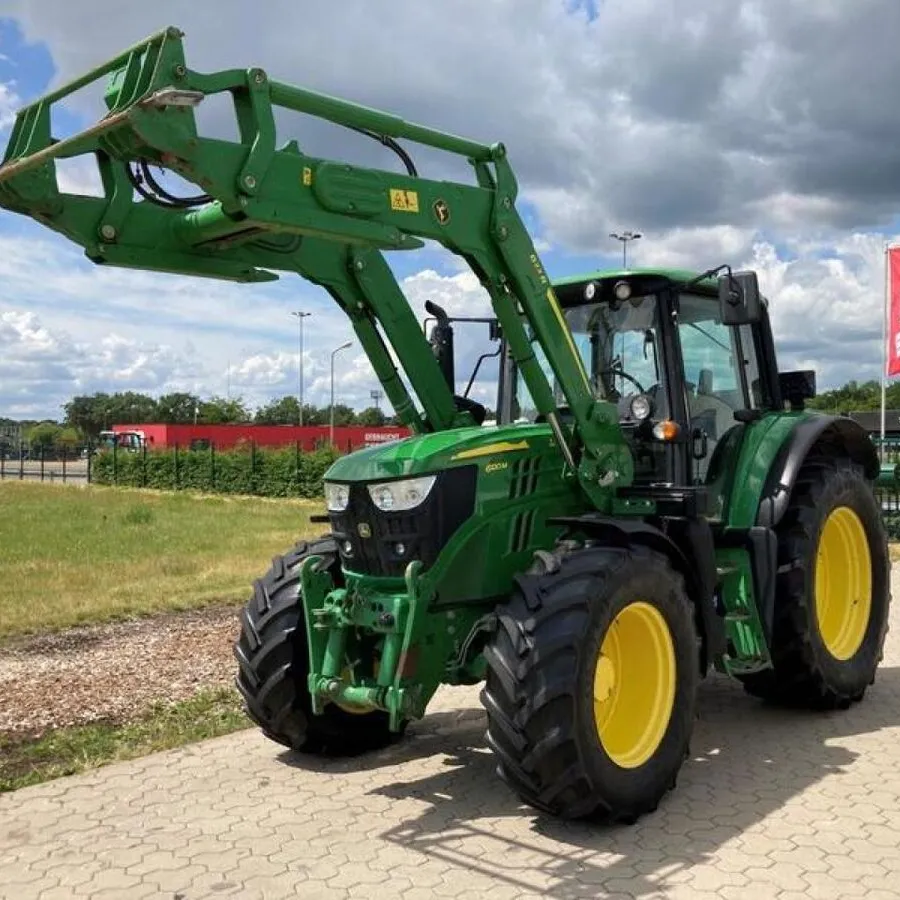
[551,267,719,308]
[552,267,718,290]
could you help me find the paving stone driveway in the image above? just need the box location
[4,571,900,899]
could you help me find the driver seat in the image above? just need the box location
[689,368,736,478]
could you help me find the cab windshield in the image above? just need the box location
[514,294,668,421]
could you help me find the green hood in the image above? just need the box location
[324,421,555,482]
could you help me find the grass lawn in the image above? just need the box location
[0,481,321,639]
[0,688,249,792]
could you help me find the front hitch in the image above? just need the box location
[298,555,427,731]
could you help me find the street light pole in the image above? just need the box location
[290,311,311,425]
[330,341,353,445]
[609,230,643,268]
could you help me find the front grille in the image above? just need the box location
[328,466,478,577]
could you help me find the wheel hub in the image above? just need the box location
[593,654,616,704]
[592,600,677,770]
[815,505,872,661]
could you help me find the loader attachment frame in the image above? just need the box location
[0,25,632,505]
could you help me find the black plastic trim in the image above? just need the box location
[615,484,713,517]
[756,415,879,528]
[329,465,478,576]
[547,512,725,671]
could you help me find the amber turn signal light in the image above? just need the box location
[652,420,680,441]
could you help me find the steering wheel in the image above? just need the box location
[596,367,648,397]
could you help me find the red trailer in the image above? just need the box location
[110,423,409,453]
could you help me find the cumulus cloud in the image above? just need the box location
[0,81,18,130]
[0,228,894,419]
[2,1,900,418]
[628,227,893,388]
[750,235,889,387]
[0,309,204,416]
[0,233,368,416]
[8,0,900,248]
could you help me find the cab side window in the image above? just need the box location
[677,295,753,483]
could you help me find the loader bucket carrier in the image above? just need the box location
[0,25,628,505]
[2,26,890,825]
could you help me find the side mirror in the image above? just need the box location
[718,270,762,326]
[779,369,816,411]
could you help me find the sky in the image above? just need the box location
[0,0,898,420]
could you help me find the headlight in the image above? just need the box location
[324,482,350,512]
[367,475,437,512]
[630,394,652,421]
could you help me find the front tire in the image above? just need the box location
[481,545,699,822]
[740,456,890,708]
[233,537,404,755]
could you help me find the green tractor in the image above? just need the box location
[0,26,889,823]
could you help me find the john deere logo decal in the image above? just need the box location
[433,199,450,225]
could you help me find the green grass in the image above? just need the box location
[0,481,321,639]
[0,688,250,792]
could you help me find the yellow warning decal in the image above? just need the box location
[390,189,420,212]
[302,166,313,186]
[451,440,530,461]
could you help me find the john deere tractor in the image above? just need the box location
[0,27,889,823]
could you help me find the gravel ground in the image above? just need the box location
[0,606,242,739]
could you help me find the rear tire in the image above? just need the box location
[739,456,890,708]
[233,537,404,755]
[481,545,698,822]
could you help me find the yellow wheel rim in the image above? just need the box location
[815,506,872,660]
[593,601,677,769]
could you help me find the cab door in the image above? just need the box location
[674,293,764,519]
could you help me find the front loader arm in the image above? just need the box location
[0,25,633,502]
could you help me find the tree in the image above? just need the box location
[328,404,357,426]
[107,391,159,424]
[62,391,158,437]
[57,426,81,448]
[198,395,251,424]
[300,404,327,425]
[63,393,112,437]
[808,379,880,414]
[356,406,386,426]
[254,396,302,425]
[157,392,201,423]
[26,422,62,452]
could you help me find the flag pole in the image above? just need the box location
[883,241,891,462]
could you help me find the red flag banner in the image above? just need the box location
[887,247,900,377]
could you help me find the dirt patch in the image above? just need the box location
[0,605,242,739]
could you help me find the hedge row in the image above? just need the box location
[882,513,900,542]
[91,444,340,498]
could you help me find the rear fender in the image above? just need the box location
[756,415,878,528]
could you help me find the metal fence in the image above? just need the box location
[874,438,900,517]
[5,434,900,525]
[0,443,93,485]
[0,438,340,499]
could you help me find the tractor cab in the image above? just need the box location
[501,268,796,497]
